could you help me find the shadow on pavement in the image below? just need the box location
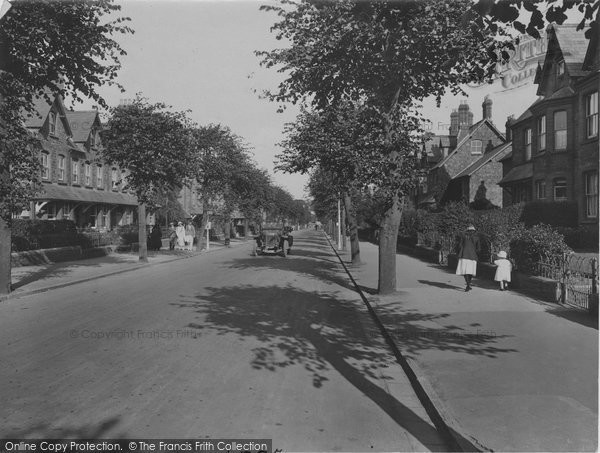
[418,279,463,290]
[2,416,124,438]
[173,284,449,451]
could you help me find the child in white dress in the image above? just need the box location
[494,251,512,291]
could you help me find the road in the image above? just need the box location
[0,230,446,451]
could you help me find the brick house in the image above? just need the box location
[419,97,507,208]
[21,94,138,229]
[499,24,599,226]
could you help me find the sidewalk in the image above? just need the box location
[6,238,250,300]
[337,239,598,452]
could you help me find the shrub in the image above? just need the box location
[510,223,572,272]
[474,204,526,259]
[11,219,82,251]
[557,225,599,251]
[438,201,473,237]
[520,201,578,227]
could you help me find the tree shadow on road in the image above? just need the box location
[172,283,506,451]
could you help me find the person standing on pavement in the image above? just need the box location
[168,222,177,250]
[175,221,186,249]
[494,250,513,291]
[184,221,196,251]
[455,224,480,292]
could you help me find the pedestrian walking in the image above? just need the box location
[494,250,513,291]
[175,221,186,249]
[168,222,177,250]
[184,221,196,251]
[149,224,162,251]
[455,224,480,292]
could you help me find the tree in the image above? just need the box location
[0,0,132,294]
[277,102,371,264]
[101,97,197,262]
[473,0,598,40]
[258,0,509,293]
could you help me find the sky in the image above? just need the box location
[81,1,580,199]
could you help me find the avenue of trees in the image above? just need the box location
[260,0,598,294]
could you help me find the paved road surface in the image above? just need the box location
[0,230,446,451]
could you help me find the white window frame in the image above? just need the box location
[49,112,57,135]
[71,160,79,184]
[535,179,546,199]
[586,91,598,139]
[85,163,91,186]
[553,178,567,201]
[96,165,103,188]
[537,116,546,152]
[585,171,598,218]
[554,111,567,151]
[41,153,49,179]
[111,168,118,189]
[58,155,65,181]
[557,60,565,76]
[525,128,532,161]
[470,139,482,155]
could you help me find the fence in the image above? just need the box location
[530,253,598,311]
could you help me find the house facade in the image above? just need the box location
[419,97,507,208]
[21,94,138,229]
[499,24,599,225]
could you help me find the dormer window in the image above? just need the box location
[90,128,97,147]
[557,60,565,76]
[49,112,57,135]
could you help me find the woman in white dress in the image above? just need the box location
[455,225,480,292]
[175,221,186,248]
[184,221,196,251]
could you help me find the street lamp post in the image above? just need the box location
[337,196,342,251]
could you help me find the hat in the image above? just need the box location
[466,225,475,231]
[497,251,507,258]
[178,221,183,225]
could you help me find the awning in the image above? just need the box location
[35,183,138,206]
[499,163,533,185]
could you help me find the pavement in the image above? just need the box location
[6,238,249,300]
[333,237,599,452]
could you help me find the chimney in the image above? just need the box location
[449,109,459,136]
[458,100,471,130]
[505,115,515,141]
[482,95,493,121]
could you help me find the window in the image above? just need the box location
[58,155,65,181]
[90,129,96,147]
[62,203,72,220]
[71,160,79,184]
[96,165,103,188]
[585,171,598,218]
[557,60,565,76]
[537,116,546,152]
[513,182,531,204]
[524,128,532,161]
[554,111,567,150]
[41,153,49,179]
[111,168,118,189]
[120,170,126,191]
[553,178,567,200]
[49,112,57,135]
[535,180,546,199]
[470,140,482,155]
[46,203,57,221]
[85,163,91,186]
[586,92,598,139]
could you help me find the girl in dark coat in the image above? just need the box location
[455,225,480,291]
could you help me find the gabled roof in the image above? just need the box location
[499,162,533,185]
[453,142,512,180]
[432,119,505,170]
[536,24,592,95]
[65,111,101,143]
[23,94,73,137]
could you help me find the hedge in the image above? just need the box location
[520,201,578,227]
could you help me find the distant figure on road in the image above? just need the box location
[455,224,480,292]
[494,250,513,291]
[149,224,162,251]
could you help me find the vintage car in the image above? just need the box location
[253,225,293,257]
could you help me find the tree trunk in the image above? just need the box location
[223,214,231,244]
[138,202,148,263]
[343,192,361,265]
[0,216,11,295]
[340,199,347,251]
[378,194,402,294]
[198,199,209,250]
[243,218,249,239]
